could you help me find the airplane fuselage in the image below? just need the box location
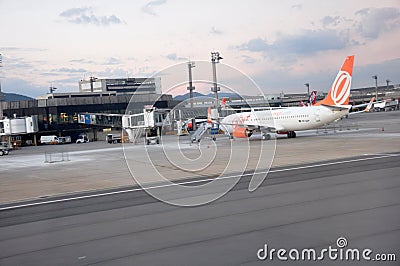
[221,105,350,134]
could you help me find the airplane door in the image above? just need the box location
[315,108,321,122]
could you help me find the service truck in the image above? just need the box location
[106,134,122,144]
[40,135,59,144]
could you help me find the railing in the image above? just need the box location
[190,123,212,142]
[316,122,359,134]
[44,152,70,163]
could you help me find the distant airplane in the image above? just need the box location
[218,55,361,139]
[300,90,317,107]
[350,96,375,114]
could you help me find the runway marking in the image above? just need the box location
[0,153,399,211]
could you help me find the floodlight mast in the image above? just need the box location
[386,79,391,91]
[211,52,222,108]
[187,61,196,109]
[372,75,378,101]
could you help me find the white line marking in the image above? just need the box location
[1,153,399,211]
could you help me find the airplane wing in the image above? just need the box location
[351,97,382,110]
[228,123,284,133]
[349,97,376,115]
[352,103,369,109]
[321,104,351,111]
[219,120,281,133]
[259,125,284,133]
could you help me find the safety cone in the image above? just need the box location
[382,127,385,132]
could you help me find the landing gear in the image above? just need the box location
[261,133,271,140]
[287,131,296,138]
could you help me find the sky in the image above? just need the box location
[0,0,399,97]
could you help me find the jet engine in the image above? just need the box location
[232,128,253,138]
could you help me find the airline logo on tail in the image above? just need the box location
[331,70,351,105]
[309,91,317,105]
[315,55,354,106]
[221,98,227,108]
[300,91,317,106]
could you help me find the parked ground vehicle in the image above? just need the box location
[40,135,59,144]
[146,136,160,145]
[58,136,72,144]
[0,142,11,156]
[106,134,121,144]
[76,134,89,144]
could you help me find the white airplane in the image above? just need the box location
[350,96,375,114]
[219,55,360,140]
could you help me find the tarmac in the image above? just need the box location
[0,153,399,265]
[0,110,399,204]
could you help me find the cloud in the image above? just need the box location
[60,7,90,17]
[70,58,94,64]
[291,4,302,9]
[165,53,186,61]
[1,55,34,69]
[142,0,167,16]
[60,7,124,26]
[52,67,87,73]
[1,47,47,52]
[241,55,257,64]
[250,56,400,94]
[321,16,341,27]
[53,76,81,85]
[238,29,350,58]
[355,7,400,39]
[91,68,128,78]
[104,57,121,65]
[210,27,223,35]
[238,38,269,52]
[352,57,400,88]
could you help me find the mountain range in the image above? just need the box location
[1,92,33,102]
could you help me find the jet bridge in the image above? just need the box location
[122,107,170,144]
[0,115,39,146]
[77,113,122,128]
[0,116,39,135]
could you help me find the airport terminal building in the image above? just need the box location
[77,77,162,94]
[1,77,399,146]
[0,77,174,145]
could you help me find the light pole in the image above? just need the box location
[211,52,223,108]
[187,61,196,109]
[372,75,378,101]
[304,83,310,95]
[49,85,57,94]
[386,79,391,91]
[304,83,310,105]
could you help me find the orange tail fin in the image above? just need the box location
[315,55,354,106]
[365,96,375,112]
